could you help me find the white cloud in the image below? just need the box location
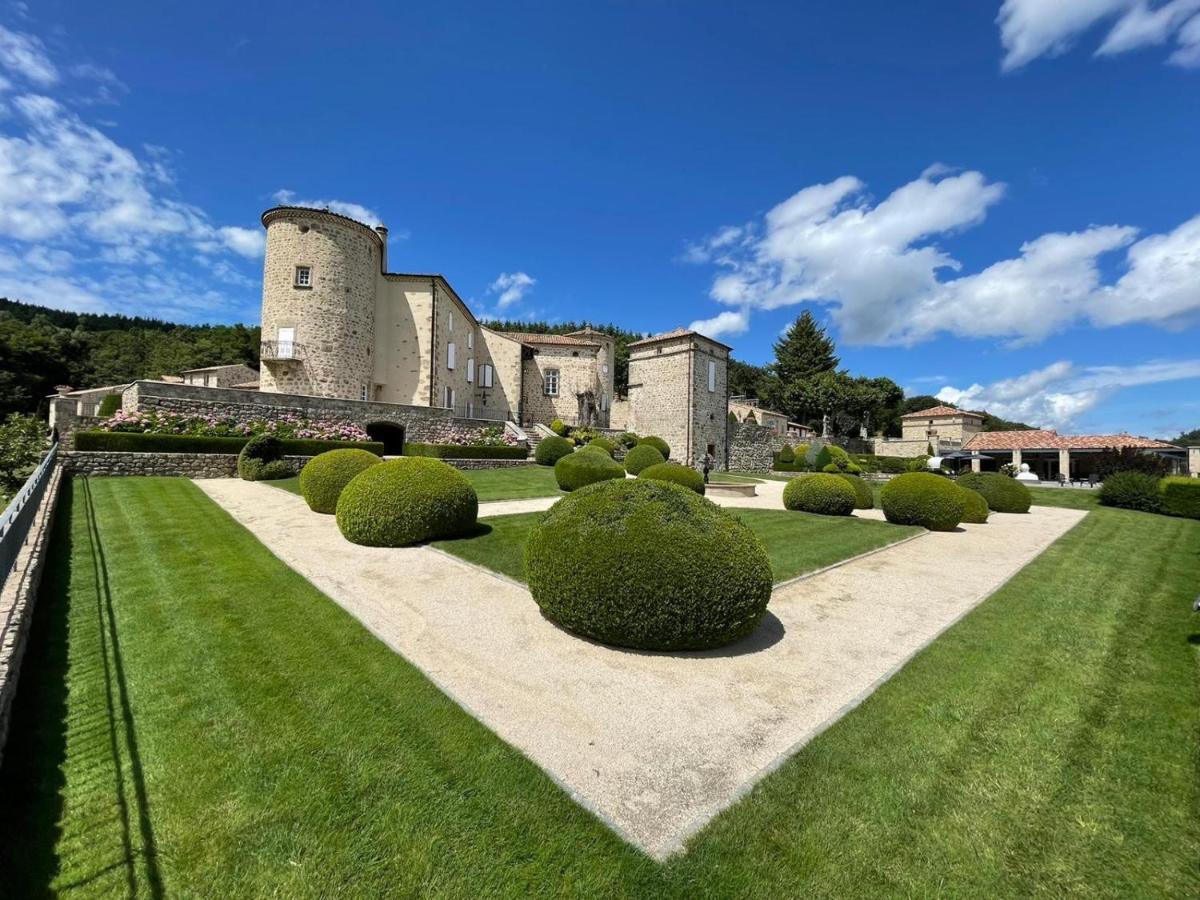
[488,271,536,309]
[997,0,1200,70]
[217,225,265,259]
[271,189,384,229]
[687,167,1200,346]
[688,308,750,340]
[0,24,58,86]
[936,358,1200,429]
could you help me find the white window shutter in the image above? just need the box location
[448,342,456,369]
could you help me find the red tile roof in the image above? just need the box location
[901,404,983,419]
[964,430,1178,451]
[499,332,600,348]
[628,328,734,350]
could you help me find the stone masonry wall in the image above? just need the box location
[60,451,313,478]
[688,340,729,468]
[260,211,378,399]
[626,339,691,463]
[729,423,776,472]
[520,345,606,428]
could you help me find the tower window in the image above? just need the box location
[708,360,716,392]
[294,265,312,288]
[544,368,560,396]
[360,384,368,401]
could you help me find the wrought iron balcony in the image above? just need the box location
[260,340,306,362]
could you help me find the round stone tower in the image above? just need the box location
[258,206,383,400]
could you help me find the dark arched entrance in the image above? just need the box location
[366,421,406,455]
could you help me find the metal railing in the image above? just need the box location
[260,340,306,362]
[448,403,513,423]
[1,443,58,599]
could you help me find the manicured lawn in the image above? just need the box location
[2,477,1197,896]
[1028,485,1101,509]
[434,509,921,584]
[266,465,564,502]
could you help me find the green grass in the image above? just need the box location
[2,478,1198,897]
[266,465,564,503]
[1028,485,1101,509]
[433,509,922,584]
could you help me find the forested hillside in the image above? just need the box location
[0,298,260,417]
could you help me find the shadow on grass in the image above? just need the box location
[540,609,787,660]
[0,479,163,898]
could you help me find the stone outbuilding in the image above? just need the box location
[963,430,1187,480]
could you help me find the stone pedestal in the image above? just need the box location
[1189,446,1200,478]
[1058,448,1071,479]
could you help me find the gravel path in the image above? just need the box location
[198,478,1085,859]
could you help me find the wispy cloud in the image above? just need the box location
[488,271,537,309]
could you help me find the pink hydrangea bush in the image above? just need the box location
[100,409,368,442]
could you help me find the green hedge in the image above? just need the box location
[299,448,382,514]
[880,472,965,531]
[958,486,990,524]
[96,394,121,417]
[524,479,772,650]
[534,435,574,466]
[838,474,874,510]
[624,443,666,475]
[783,474,857,516]
[1160,477,1200,519]
[403,442,526,460]
[956,472,1031,514]
[1099,471,1163,514]
[73,430,385,457]
[638,462,705,495]
[637,435,671,460]
[554,450,626,491]
[336,457,478,546]
[777,444,795,464]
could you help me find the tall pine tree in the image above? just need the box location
[770,311,839,382]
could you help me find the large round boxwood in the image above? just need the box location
[336,457,478,546]
[524,479,772,650]
[624,443,666,475]
[637,435,670,460]
[534,434,573,466]
[554,449,626,491]
[880,472,965,531]
[956,472,1032,514]
[638,462,705,495]
[587,437,617,456]
[958,486,990,524]
[299,448,382,514]
[838,473,874,509]
[783,473,857,516]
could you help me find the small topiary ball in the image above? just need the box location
[838,473,874,509]
[638,435,670,460]
[880,472,965,531]
[638,462,705,495]
[958,486,990,524]
[299,448,382,514]
[587,437,617,456]
[550,418,567,436]
[554,449,626,491]
[534,435,573,466]
[783,473,857,516]
[956,472,1032,514]
[525,479,772,650]
[336,457,478,547]
[624,443,666,475]
[238,433,284,481]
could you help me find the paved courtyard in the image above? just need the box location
[198,479,1086,858]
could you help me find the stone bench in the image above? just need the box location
[706,481,757,497]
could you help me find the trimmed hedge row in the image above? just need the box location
[638,462,705,495]
[880,472,964,531]
[783,474,856,516]
[524,479,772,650]
[1099,471,1163,513]
[956,472,1031,514]
[1161,477,1200,519]
[336,457,478,546]
[74,430,385,457]
[403,442,527,460]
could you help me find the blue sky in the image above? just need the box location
[1,1,1198,437]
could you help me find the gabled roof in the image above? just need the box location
[964,430,1178,451]
[629,328,733,351]
[901,404,983,420]
[499,332,600,348]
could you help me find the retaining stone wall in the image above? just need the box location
[60,451,309,478]
[443,458,538,470]
[728,422,777,472]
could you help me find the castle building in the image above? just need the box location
[258,205,614,428]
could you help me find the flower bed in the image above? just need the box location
[100,409,369,442]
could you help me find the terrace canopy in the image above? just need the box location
[961,430,1184,480]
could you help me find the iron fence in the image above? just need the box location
[0,442,58,604]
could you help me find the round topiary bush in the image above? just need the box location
[524,479,772,650]
[534,435,573,466]
[618,431,640,449]
[956,472,1032,514]
[335,457,478,547]
[783,473,857,516]
[638,462,705,495]
[624,443,666,475]
[550,418,567,436]
[958,486,990,524]
[638,435,670,460]
[554,449,626,491]
[586,437,617,456]
[238,433,284,481]
[838,473,874,509]
[299,448,382,514]
[880,472,965,531]
[1098,470,1163,513]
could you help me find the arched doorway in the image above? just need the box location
[366,421,406,455]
